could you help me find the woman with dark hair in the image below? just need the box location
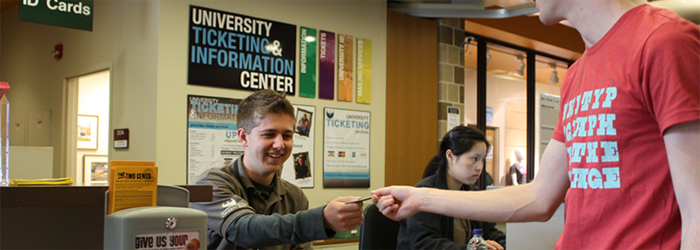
[398,126,505,250]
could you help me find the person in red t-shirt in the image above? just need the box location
[371,0,700,249]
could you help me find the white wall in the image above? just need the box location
[155,0,387,209]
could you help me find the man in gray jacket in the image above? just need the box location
[191,90,364,249]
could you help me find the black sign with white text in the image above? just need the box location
[188,5,297,95]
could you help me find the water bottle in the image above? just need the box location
[467,229,488,250]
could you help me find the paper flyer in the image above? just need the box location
[108,160,158,214]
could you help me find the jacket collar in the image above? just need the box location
[232,155,287,197]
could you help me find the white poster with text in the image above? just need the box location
[539,93,560,160]
[187,95,243,184]
[323,108,370,188]
[447,106,461,131]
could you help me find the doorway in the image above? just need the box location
[65,70,110,186]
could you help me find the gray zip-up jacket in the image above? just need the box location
[190,155,334,249]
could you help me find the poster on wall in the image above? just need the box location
[280,105,316,188]
[318,30,336,100]
[539,93,560,160]
[187,95,243,184]
[299,27,317,98]
[447,106,461,131]
[323,108,370,188]
[356,38,371,104]
[337,34,354,102]
[188,5,297,95]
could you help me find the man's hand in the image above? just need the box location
[485,240,504,250]
[370,186,425,221]
[322,197,364,232]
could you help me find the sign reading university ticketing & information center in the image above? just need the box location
[188,6,297,95]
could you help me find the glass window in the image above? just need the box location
[534,56,567,176]
[465,38,571,186]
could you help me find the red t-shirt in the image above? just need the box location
[552,4,700,249]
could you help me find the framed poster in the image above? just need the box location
[77,115,99,149]
[83,154,108,186]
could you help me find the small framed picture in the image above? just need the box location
[77,115,99,150]
[295,109,312,137]
[83,154,108,186]
[293,152,311,180]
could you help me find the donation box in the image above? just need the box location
[104,185,208,250]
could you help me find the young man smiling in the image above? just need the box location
[192,90,364,250]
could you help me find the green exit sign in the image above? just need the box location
[19,0,93,31]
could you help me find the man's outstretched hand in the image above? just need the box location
[322,196,364,232]
[371,186,424,221]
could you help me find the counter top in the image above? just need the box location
[0,185,213,206]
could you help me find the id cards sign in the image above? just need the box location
[19,0,94,31]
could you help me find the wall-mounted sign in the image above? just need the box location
[113,128,129,149]
[188,5,297,95]
[447,106,461,131]
[19,0,93,31]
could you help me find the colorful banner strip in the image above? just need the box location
[337,34,354,102]
[299,27,317,98]
[318,30,335,100]
[356,38,372,104]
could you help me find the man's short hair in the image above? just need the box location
[237,89,295,132]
